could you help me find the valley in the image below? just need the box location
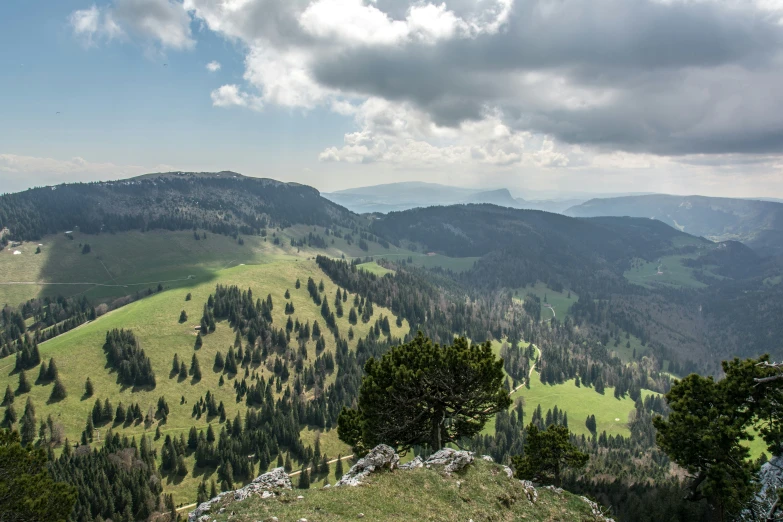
[2,173,782,521]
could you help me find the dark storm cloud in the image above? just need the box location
[310,0,783,155]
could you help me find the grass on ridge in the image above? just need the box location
[206,459,598,522]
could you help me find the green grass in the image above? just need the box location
[624,255,707,289]
[0,227,426,310]
[356,262,395,277]
[513,283,578,320]
[608,333,649,364]
[0,260,408,505]
[0,230,294,307]
[484,349,659,439]
[206,460,600,522]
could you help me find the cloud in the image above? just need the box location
[78,0,783,172]
[206,60,221,72]
[210,84,263,110]
[69,0,194,50]
[69,5,124,46]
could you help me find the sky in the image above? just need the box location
[2,0,783,198]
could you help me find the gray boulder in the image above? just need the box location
[424,448,475,474]
[188,467,293,521]
[399,455,424,470]
[252,467,293,490]
[335,444,399,487]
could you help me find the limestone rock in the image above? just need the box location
[481,455,494,462]
[424,448,475,474]
[188,491,231,521]
[189,467,293,521]
[399,455,424,470]
[334,444,399,487]
[520,480,538,503]
[502,465,514,478]
[252,467,293,491]
[580,496,616,522]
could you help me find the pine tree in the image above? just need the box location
[209,479,218,499]
[17,370,31,394]
[194,332,203,350]
[49,378,67,402]
[298,467,310,489]
[3,404,17,426]
[511,424,588,487]
[20,397,37,446]
[2,386,13,406]
[47,358,58,380]
[338,333,510,452]
[335,454,344,479]
[285,289,290,299]
[38,361,48,383]
[179,310,188,323]
[84,377,94,398]
[0,429,77,521]
[172,353,180,375]
[179,361,188,380]
[191,354,202,380]
[284,452,292,472]
[277,453,284,468]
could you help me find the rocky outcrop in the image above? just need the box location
[580,496,616,522]
[399,455,424,470]
[188,467,292,521]
[423,448,475,474]
[334,444,400,487]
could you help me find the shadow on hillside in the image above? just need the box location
[35,235,227,305]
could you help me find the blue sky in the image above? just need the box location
[2,0,783,198]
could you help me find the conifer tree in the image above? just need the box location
[285,289,290,299]
[284,452,292,472]
[335,454,344,479]
[511,424,588,487]
[191,354,202,380]
[3,404,16,426]
[2,385,13,406]
[38,361,48,382]
[179,310,188,323]
[277,453,284,468]
[298,467,310,489]
[194,332,203,350]
[49,378,67,402]
[338,333,510,453]
[84,377,94,398]
[0,429,77,521]
[17,370,31,394]
[20,397,36,446]
[209,478,218,498]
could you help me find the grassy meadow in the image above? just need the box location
[0,259,407,504]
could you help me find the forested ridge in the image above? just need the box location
[0,171,357,243]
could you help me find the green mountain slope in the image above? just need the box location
[565,194,783,256]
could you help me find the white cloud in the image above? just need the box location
[69,5,124,46]
[206,60,221,72]
[69,0,194,50]
[65,0,783,190]
[210,84,263,110]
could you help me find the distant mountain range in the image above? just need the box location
[323,182,584,214]
[565,194,783,257]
